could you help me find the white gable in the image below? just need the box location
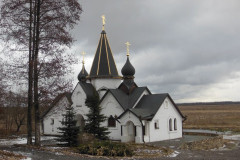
[148,97,182,142]
[101,92,124,116]
[42,96,70,135]
[71,83,89,120]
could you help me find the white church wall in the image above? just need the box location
[43,97,70,135]
[100,93,124,140]
[91,78,121,91]
[71,83,89,121]
[120,111,143,143]
[143,120,150,142]
[147,97,182,142]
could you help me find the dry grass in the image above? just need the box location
[130,143,173,158]
[180,136,237,151]
[0,150,26,160]
[179,104,240,132]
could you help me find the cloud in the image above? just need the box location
[65,0,240,102]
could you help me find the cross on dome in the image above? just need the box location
[81,51,86,64]
[125,42,131,56]
[101,15,106,30]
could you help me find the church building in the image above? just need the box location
[41,17,186,143]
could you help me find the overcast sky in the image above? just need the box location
[68,0,240,103]
[0,1,238,103]
[0,0,235,103]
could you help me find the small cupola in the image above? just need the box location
[121,42,135,78]
[121,56,135,78]
[78,51,88,82]
[119,42,137,94]
[78,65,88,82]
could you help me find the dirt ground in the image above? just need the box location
[179,104,240,132]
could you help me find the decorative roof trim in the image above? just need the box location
[104,34,111,75]
[97,34,103,75]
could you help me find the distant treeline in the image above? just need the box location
[177,101,240,106]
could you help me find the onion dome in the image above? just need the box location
[121,56,135,77]
[78,64,88,82]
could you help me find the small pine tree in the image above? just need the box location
[57,106,80,146]
[84,89,109,140]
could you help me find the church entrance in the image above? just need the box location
[76,114,85,131]
[122,121,136,142]
[120,111,143,143]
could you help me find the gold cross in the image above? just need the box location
[125,42,131,56]
[101,15,106,30]
[81,51,86,64]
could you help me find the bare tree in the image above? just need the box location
[0,58,6,106]
[14,92,27,133]
[0,0,82,145]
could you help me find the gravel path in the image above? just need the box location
[1,135,240,160]
[0,145,109,160]
[1,142,240,160]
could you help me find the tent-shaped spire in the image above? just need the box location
[89,27,120,78]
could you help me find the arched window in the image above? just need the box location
[174,118,177,130]
[169,118,172,131]
[108,115,116,127]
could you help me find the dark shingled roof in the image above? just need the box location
[89,30,121,78]
[127,94,185,120]
[102,87,151,110]
[79,82,95,98]
[41,92,72,119]
[78,64,88,81]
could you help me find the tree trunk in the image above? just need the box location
[16,124,21,132]
[34,0,41,146]
[27,0,33,145]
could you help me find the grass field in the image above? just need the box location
[179,104,240,132]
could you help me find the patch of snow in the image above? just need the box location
[135,149,162,154]
[55,152,64,155]
[0,136,58,146]
[169,146,175,148]
[168,151,180,157]
[13,151,32,157]
[183,129,233,135]
[223,135,240,141]
[22,158,31,160]
[211,145,228,151]
[45,146,64,150]
[41,136,58,141]
[0,137,27,145]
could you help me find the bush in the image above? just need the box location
[77,141,133,157]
